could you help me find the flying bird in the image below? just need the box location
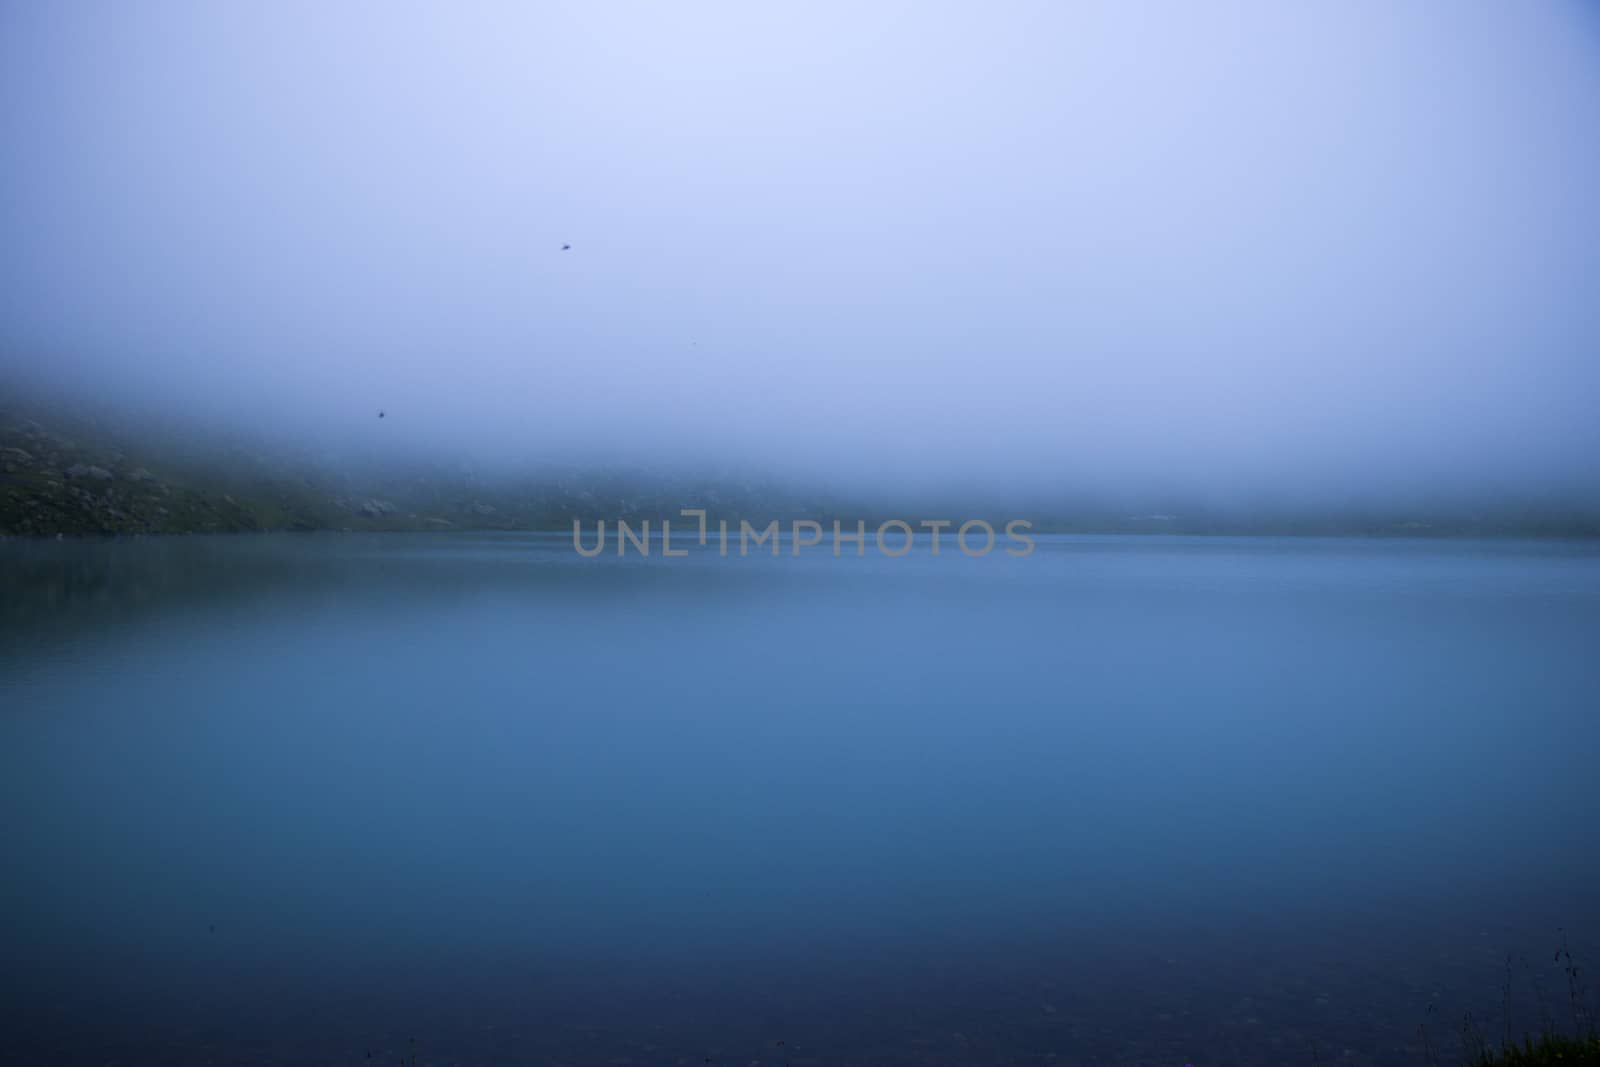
[562,244,571,251]
[378,411,385,419]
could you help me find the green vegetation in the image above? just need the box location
[1469,1033,1600,1065]
[1418,937,1598,1067]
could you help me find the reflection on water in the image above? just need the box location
[2,533,1597,1065]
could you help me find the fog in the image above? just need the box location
[3,1,1598,506]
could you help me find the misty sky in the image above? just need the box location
[2,1,1598,499]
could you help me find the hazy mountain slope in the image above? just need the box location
[5,390,1600,539]
[0,394,830,536]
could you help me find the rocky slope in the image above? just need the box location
[5,393,1599,539]
[0,399,828,537]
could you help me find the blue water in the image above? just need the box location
[2,533,1597,1065]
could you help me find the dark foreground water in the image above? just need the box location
[2,533,1596,1066]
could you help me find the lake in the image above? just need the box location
[2,532,1597,1066]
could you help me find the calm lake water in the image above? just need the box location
[2,532,1597,1066]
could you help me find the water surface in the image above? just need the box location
[2,533,1597,1065]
